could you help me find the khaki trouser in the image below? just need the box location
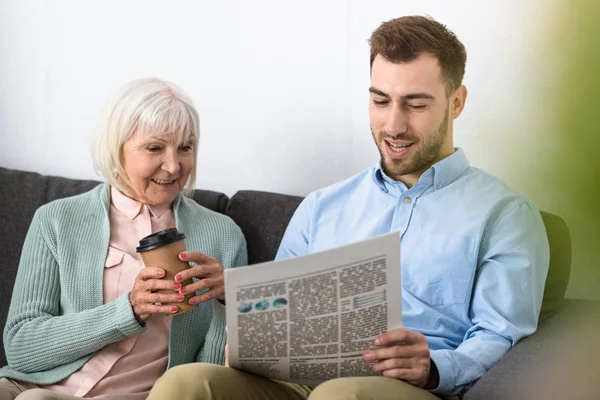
[147,363,445,400]
[0,379,82,400]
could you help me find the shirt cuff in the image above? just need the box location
[429,349,455,395]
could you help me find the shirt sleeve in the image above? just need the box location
[430,201,550,395]
[275,194,315,261]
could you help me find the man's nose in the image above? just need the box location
[384,107,408,137]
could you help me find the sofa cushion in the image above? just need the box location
[464,299,600,399]
[0,166,229,367]
[226,190,303,265]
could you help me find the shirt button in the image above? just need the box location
[403,196,412,204]
[436,183,442,190]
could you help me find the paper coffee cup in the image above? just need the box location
[136,228,196,316]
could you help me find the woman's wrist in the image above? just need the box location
[128,293,146,326]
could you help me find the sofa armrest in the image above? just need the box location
[464,300,600,400]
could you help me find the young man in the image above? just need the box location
[148,16,549,400]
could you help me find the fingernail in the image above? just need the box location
[176,294,184,301]
[363,351,374,361]
[179,252,187,259]
[171,306,178,313]
[189,298,197,305]
[175,274,182,282]
[374,337,382,346]
[174,282,182,290]
[179,287,187,294]
[157,270,165,277]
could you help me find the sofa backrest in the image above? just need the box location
[0,166,228,366]
[539,211,572,321]
[226,190,303,265]
[0,166,573,368]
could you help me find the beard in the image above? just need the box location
[372,107,450,181]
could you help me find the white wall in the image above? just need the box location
[0,0,553,197]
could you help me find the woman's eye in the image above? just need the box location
[179,145,193,152]
[147,146,163,153]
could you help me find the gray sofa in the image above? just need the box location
[1,166,598,399]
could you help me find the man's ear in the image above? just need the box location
[451,85,468,119]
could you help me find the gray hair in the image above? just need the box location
[92,77,200,195]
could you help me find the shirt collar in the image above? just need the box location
[373,148,470,193]
[110,186,172,220]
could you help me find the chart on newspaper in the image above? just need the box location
[224,231,402,386]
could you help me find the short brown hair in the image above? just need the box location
[369,16,467,95]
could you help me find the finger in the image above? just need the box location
[137,267,165,281]
[140,291,186,305]
[179,278,221,295]
[142,278,179,292]
[179,251,216,264]
[371,357,414,373]
[137,303,181,316]
[364,344,422,361]
[375,328,421,346]
[188,287,224,305]
[175,264,222,282]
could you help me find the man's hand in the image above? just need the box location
[363,328,438,389]
[175,251,225,304]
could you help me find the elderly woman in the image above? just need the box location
[0,78,247,399]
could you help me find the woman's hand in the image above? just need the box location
[175,251,225,304]
[129,267,184,323]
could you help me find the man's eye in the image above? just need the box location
[373,99,388,106]
[408,104,427,111]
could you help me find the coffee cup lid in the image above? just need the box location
[136,228,185,253]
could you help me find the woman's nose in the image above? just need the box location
[162,153,181,175]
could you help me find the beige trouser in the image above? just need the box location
[148,363,444,400]
[0,379,82,400]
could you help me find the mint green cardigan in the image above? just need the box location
[0,183,247,384]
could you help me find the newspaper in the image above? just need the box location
[224,231,402,386]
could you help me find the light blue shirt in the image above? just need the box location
[275,149,549,396]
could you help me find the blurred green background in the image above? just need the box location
[465,0,600,301]
[525,0,600,300]
[547,0,599,300]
